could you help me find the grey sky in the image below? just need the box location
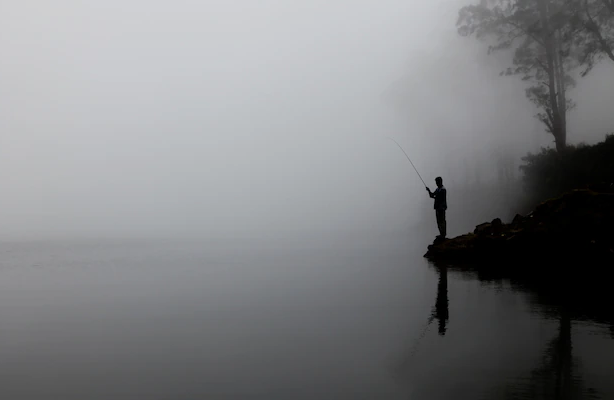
[1,1,613,239]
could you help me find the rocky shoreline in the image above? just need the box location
[424,189,614,266]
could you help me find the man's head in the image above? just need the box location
[435,177,443,187]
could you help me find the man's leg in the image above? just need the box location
[441,211,446,238]
[436,210,446,238]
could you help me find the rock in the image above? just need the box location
[474,222,492,235]
[433,236,447,245]
[424,234,477,260]
[474,218,504,236]
[424,189,614,265]
[512,214,525,226]
[587,182,614,193]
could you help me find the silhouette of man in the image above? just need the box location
[425,265,449,336]
[426,177,447,239]
[433,266,449,335]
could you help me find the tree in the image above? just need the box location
[458,0,577,151]
[567,0,614,75]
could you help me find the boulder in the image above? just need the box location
[474,222,492,235]
[491,218,503,235]
[511,214,525,226]
[473,218,504,236]
[424,189,614,265]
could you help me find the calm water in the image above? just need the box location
[0,232,611,399]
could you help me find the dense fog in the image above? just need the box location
[1,0,613,239]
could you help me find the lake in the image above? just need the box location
[0,232,611,399]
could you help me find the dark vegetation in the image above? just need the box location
[519,133,614,209]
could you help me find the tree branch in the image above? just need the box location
[540,113,554,133]
[503,17,546,47]
[584,0,614,62]
[508,28,528,42]
[601,0,614,13]
[535,57,549,72]
[544,109,555,132]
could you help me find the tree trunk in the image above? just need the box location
[538,0,567,151]
[555,29,568,149]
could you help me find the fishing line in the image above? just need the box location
[396,314,436,373]
[386,137,427,187]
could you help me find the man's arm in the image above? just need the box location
[426,187,435,198]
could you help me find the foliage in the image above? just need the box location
[519,133,614,205]
[566,0,614,75]
[458,0,578,151]
[457,0,614,74]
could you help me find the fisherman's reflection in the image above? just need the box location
[431,265,449,335]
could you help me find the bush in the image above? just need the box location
[519,134,614,207]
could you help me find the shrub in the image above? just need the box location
[519,134,614,206]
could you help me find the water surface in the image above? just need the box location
[0,232,611,399]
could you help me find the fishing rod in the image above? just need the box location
[406,315,435,359]
[386,137,427,188]
[390,312,434,393]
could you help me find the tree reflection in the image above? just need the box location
[497,306,600,400]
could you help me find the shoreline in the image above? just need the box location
[422,188,614,330]
[424,189,614,265]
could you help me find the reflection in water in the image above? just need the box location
[427,263,612,399]
[501,307,579,399]
[393,265,449,380]
[492,305,603,399]
[431,265,449,336]
[394,258,614,399]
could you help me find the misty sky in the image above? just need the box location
[1,1,613,239]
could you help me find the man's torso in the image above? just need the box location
[433,186,447,210]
